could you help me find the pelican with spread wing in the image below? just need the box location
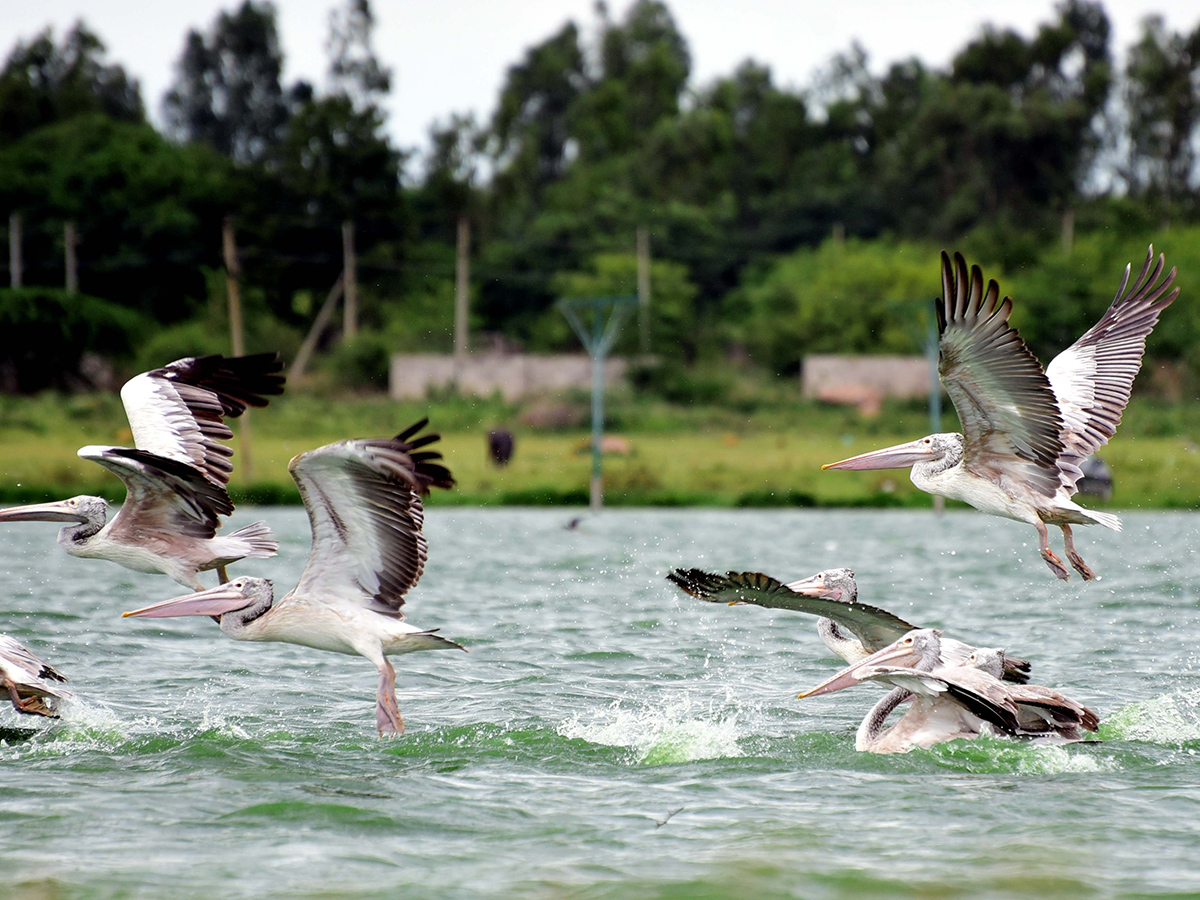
[667,566,1030,682]
[1,634,71,718]
[823,247,1179,581]
[123,420,465,736]
[796,629,1099,753]
[0,354,283,589]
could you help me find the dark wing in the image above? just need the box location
[120,353,285,487]
[667,568,917,651]
[78,446,234,540]
[938,252,1066,498]
[1008,683,1100,734]
[1046,246,1179,495]
[869,664,1021,734]
[290,420,454,619]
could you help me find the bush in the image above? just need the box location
[0,287,145,391]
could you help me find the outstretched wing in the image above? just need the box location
[865,664,1020,734]
[667,568,917,651]
[120,353,285,487]
[79,446,234,540]
[938,252,1065,499]
[0,634,67,683]
[1046,246,1179,495]
[1008,682,1100,733]
[289,420,454,619]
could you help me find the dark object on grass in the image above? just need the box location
[489,429,515,467]
[1077,455,1113,501]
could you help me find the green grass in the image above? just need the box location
[0,391,1196,508]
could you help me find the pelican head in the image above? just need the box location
[0,496,108,546]
[123,577,275,638]
[786,567,857,602]
[822,433,963,473]
[967,647,1006,679]
[797,627,942,699]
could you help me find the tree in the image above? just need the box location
[163,0,288,164]
[327,0,391,108]
[0,21,143,144]
[1124,15,1200,206]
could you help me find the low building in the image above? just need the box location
[801,354,932,415]
[390,353,627,401]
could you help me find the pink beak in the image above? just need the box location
[123,585,250,619]
[0,500,89,523]
[822,438,938,471]
[784,573,840,600]
[797,633,929,698]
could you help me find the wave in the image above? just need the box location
[557,695,744,765]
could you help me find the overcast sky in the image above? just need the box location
[6,0,1200,159]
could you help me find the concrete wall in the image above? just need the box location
[390,353,628,401]
[802,354,931,404]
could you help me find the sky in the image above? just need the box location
[6,0,1200,160]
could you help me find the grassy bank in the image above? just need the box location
[0,391,1197,508]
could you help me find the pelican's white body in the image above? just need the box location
[229,593,456,664]
[911,459,1116,529]
[857,687,998,754]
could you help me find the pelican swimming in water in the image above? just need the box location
[798,629,1098,753]
[667,566,1030,682]
[123,420,465,736]
[823,247,1179,581]
[1,634,71,717]
[0,354,284,589]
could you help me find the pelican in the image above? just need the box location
[1,634,71,717]
[798,630,1098,753]
[0,354,284,589]
[123,420,466,736]
[823,247,1179,581]
[667,566,1030,682]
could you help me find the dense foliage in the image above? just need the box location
[3,0,1200,391]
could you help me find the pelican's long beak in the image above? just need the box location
[0,500,88,524]
[797,636,927,699]
[785,573,839,600]
[123,585,250,619]
[822,438,938,471]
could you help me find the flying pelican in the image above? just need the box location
[823,247,1179,581]
[0,354,284,589]
[798,629,1098,753]
[123,420,466,736]
[1,634,71,718]
[667,566,1030,682]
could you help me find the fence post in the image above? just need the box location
[65,221,79,293]
[454,217,470,367]
[342,221,357,340]
[9,213,22,288]
[636,225,650,354]
[222,216,253,480]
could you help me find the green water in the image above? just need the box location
[2,509,1200,898]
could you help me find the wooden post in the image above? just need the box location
[1061,206,1075,255]
[290,273,345,381]
[222,216,252,480]
[454,217,470,362]
[342,221,357,340]
[636,225,650,354]
[9,213,22,288]
[64,221,79,293]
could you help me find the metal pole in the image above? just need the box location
[455,217,470,364]
[636,225,650,354]
[591,308,605,510]
[9,213,22,288]
[342,220,358,340]
[64,221,79,293]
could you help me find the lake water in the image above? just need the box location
[2,507,1200,898]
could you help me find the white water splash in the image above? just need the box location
[1015,743,1116,775]
[1106,689,1200,745]
[558,695,744,764]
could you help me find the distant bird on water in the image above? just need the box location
[0,354,284,590]
[796,628,1098,753]
[123,419,466,737]
[823,246,1179,581]
[1,634,71,718]
[667,566,1030,682]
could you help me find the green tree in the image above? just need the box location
[163,0,289,164]
[0,21,142,144]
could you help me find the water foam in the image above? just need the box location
[1105,689,1200,745]
[557,695,744,765]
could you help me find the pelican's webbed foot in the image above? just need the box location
[375,660,405,737]
[1035,521,1070,581]
[1060,525,1097,582]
